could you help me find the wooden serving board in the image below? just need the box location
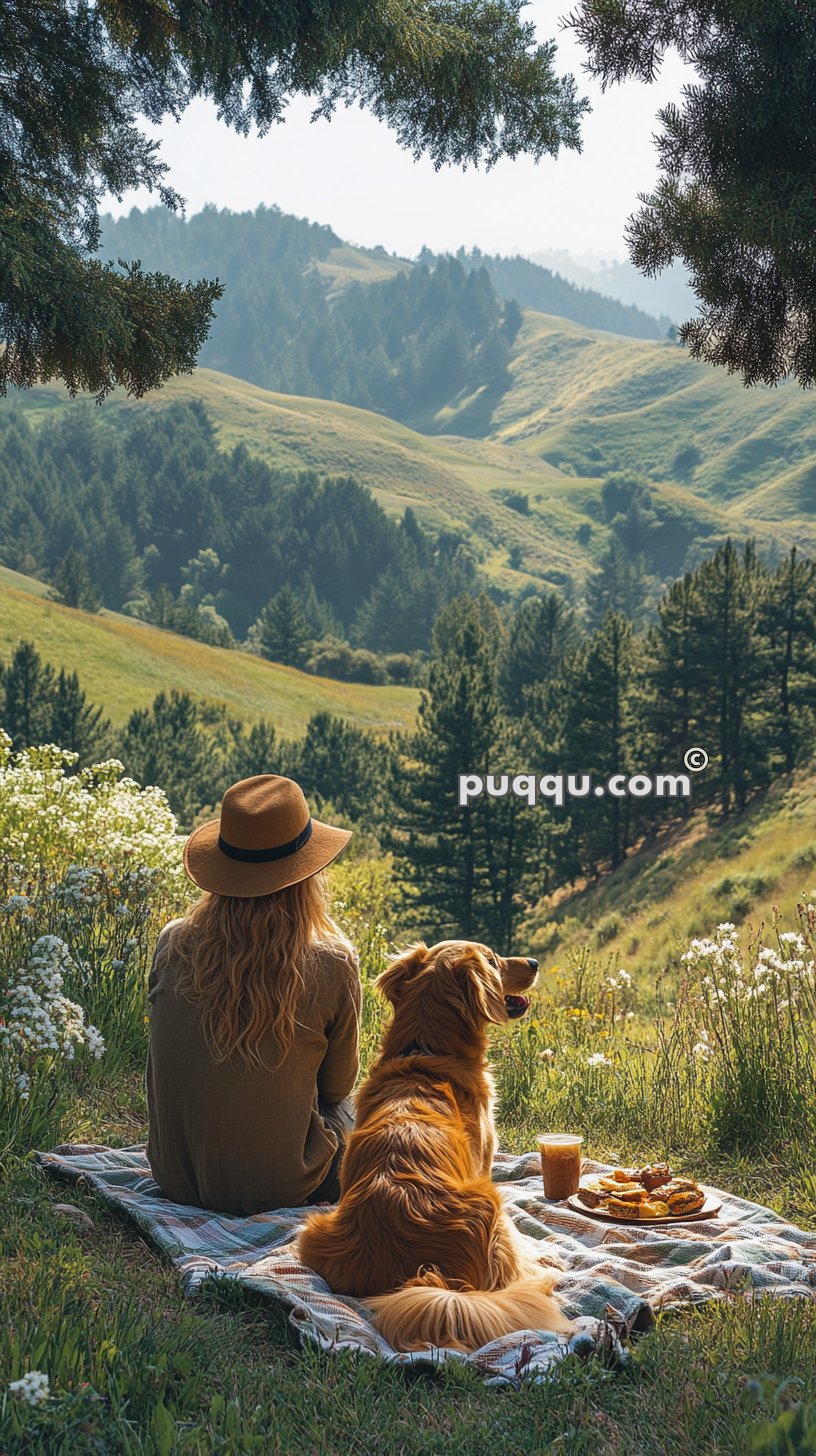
[566,1185,722,1225]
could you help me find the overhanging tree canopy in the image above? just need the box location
[0,0,587,399]
[566,2,816,388]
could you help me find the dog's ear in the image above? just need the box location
[374,942,427,1007]
[452,948,508,1027]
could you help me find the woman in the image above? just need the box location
[145,773,360,1216]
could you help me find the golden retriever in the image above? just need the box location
[292,940,573,1354]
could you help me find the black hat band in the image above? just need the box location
[217,818,313,863]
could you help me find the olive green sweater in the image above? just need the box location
[145,919,361,1215]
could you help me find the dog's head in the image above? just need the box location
[374,939,539,1035]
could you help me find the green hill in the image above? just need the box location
[421,245,669,339]
[7,363,757,603]
[71,203,814,577]
[481,310,816,557]
[0,567,418,737]
[524,769,816,984]
[8,303,816,612]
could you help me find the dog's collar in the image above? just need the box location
[394,1039,437,1058]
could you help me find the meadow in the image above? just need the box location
[2,738,816,1454]
[0,567,418,737]
[527,768,816,983]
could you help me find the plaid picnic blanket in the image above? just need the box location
[35,1145,816,1389]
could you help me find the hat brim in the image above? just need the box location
[183,817,353,897]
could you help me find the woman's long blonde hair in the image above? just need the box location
[169,870,354,1070]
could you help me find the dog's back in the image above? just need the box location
[295,1072,497,1297]
[293,939,573,1353]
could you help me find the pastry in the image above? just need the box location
[639,1162,672,1192]
[575,1163,707,1220]
[598,1176,643,1194]
[604,1193,646,1216]
[604,1184,647,1207]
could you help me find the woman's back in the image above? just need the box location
[146,920,361,1214]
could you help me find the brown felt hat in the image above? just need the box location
[183,774,352,898]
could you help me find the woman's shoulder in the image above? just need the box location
[151,917,188,968]
[156,916,187,948]
[310,933,360,982]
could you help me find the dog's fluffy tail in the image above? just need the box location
[365,1267,573,1354]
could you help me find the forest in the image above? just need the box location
[0,401,477,671]
[418,246,672,338]
[95,205,672,424]
[4,538,814,944]
[96,208,521,426]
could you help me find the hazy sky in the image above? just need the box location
[102,2,694,265]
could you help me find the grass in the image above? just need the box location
[3,1002,816,1456]
[485,310,816,559]
[310,243,412,297]
[3,838,816,1451]
[7,371,602,597]
[525,768,816,984]
[0,566,419,736]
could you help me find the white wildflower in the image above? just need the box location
[9,1371,50,1404]
[1,894,30,913]
[587,1052,612,1068]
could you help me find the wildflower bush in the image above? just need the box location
[679,917,816,1152]
[0,735,189,892]
[0,737,193,1160]
[491,912,816,1181]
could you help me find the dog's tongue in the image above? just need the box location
[504,993,531,1019]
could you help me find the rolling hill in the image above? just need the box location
[12,305,813,608]
[0,567,418,737]
[524,768,816,989]
[472,310,816,558]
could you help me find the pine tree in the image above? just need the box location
[51,668,112,765]
[0,641,55,751]
[296,579,343,643]
[567,4,816,386]
[229,720,281,784]
[687,541,770,814]
[254,585,313,668]
[500,591,577,715]
[352,567,422,654]
[1,640,111,763]
[587,540,646,628]
[643,573,700,815]
[118,690,224,828]
[289,713,393,826]
[50,549,102,612]
[759,547,816,773]
[561,611,637,872]
[386,595,516,942]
